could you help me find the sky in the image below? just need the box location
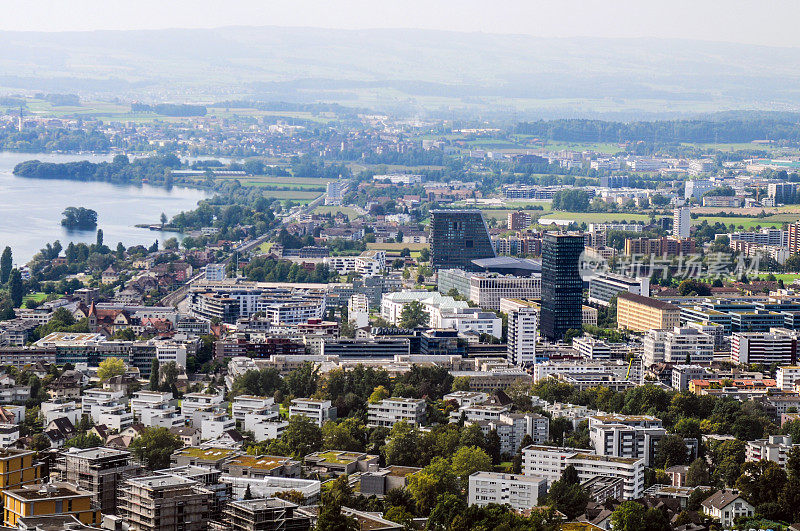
[4,0,800,48]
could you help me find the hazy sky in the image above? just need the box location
[6,0,800,47]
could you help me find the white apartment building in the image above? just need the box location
[483,413,550,454]
[130,391,177,425]
[443,391,489,407]
[731,331,796,365]
[507,305,538,366]
[289,398,337,427]
[572,336,614,361]
[436,308,502,338]
[380,291,468,326]
[81,389,125,421]
[232,395,276,421]
[201,414,236,441]
[260,301,326,326]
[205,263,226,281]
[244,410,287,442]
[643,327,714,367]
[522,445,645,500]
[589,414,666,467]
[671,365,709,391]
[348,294,370,329]
[96,404,135,432]
[468,472,547,510]
[777,366,800,390]
[324,251,386,278]
[156,343,188,368]
[746,435,800,466]
[0,424,19,447]
[533,360,633,384]
[41,399,80,426]
[367,397,426,428]
[673,207,691,238]
[449,404,511,423]
[181,391,225,418]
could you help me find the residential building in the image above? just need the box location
[506,301,539,366]
[224,498,311,531]
[588,414,667,467]
[643,327,714,367]
[201,415,236,441]
[304,451,379,476]
[223,454,301,479]
[673,207,691,238]
[731,331,797,365]
[204,263,226,282]
[521,445,645,500]
[119,475,211,531]
[288,399,337,427]
[468,472,547,510]
[701,489,754,527]
[507,211,532,231]
[2,481,100,527]
[777,366,800,390]
[746,435,800,466]
[540,233,584,341]
[617,293,680,332]
[587,273,650,307]
[429,210,495,270]
[55,447,140,515]
[367,397,426,428]
[232,395,275,422]
[672,365,709,391]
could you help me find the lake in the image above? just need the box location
[0,152,209,265]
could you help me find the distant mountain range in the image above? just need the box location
[2,26,800,119]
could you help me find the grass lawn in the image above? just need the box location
[312,206,363,218]
[538,211,651,223]
[259,190,323,200]
[367,242,428,251]
[764,274,800,283]
[694,216,784,229]
[23,292,48,304]
[258,242,274,253]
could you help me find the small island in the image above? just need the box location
[61,206,98,230]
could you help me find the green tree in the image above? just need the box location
[451,376,470,392]
[653,434,688,469]
[546,465,588,519]
[97,357,126,381]
[149,358,160,391]
[160,212,168,227]
[96,228,104,247]
[406,457,459,514]
[8,269,23,307]
[736,460,787,507]
[368,385,390,404]
[610,501,646,531]
[316,476,358,531]
[686,458,711,487]
[129,427,183,470]
[399,300,429,328]
[322,418,367,452]
[243,484,253,500]
[64,432,103,449]
[450,446,492,486]
[0,247,11,284]
[384,421,420,466]
[282,415,322,457]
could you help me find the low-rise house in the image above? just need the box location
[171,447,238,469]
[223,454,301,479]
[359,466,421,496]
[170,426,201,447]
[367,397,426,428]
[304,451,379,476]
[468,471,548,510]
[288,398,337,427]
[701,489,754,527]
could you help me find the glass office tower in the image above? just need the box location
[540,233,584,341]
[430,210,495,270]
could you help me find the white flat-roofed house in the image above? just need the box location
[367,397,426,428]
[201,414,236,441]
[468,472,547,510]
[288,398,337,427]
[232,395,276,421]
[181,390,225,418]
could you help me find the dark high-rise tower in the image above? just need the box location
[430,210,495,270]
[540,233,584,341]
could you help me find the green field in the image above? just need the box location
[538,211,651,224]
[22,292,48,304]
[694,216,784,229]
[312,206,363,218]
[367,242,428,251]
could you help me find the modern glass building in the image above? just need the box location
[430,210,495,270]
[540,233,584,341]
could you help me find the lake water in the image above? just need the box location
[0,152,209,265]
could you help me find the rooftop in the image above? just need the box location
[618,292,679,311]
[175,447,236,461]
[126,475,196,489]
[227,454,288,470]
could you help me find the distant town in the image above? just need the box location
[2,92,800,531]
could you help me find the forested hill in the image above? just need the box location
[515,117,800,143]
